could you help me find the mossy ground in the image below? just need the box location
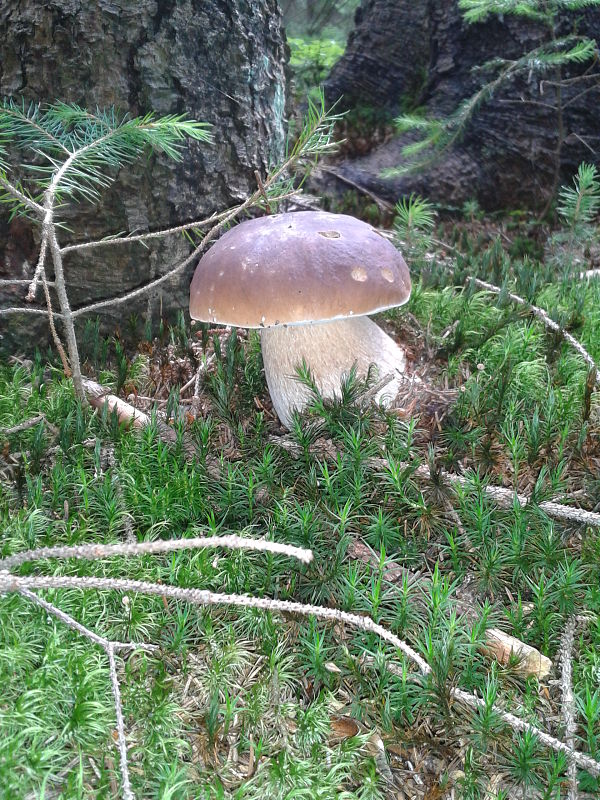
[1,216,600,799]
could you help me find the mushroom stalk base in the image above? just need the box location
[261,316,406,428]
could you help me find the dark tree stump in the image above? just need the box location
[322,0,600,211]
[0,0,288,355]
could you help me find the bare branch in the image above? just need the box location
[17,586,157,654]
[254,169,271,213]
[0,279,55,287]
[47,222,85,396]
[0,415,46,436]
[472,277,600,386]
[560,616,582,800]
[16,586,158,800]
[107,644,134,800]
[0,534,314,571]
[26,232,49,302]
[3,572,599,777]
[41,268,70,376]
[68,190,299,320]
[0,306,57,317]
[0,571,431,675]
[60,209,225,254]
[452,686,600,777]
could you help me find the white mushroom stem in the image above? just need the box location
[260,316,407,427]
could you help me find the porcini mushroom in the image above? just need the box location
[189,211,411,427]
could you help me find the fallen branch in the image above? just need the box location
[82,378,197,457]
[483,628,552,679]
[0,534,314,571]
[580,269,600,281]
[349,539,552,679]
[560,616,582,800]
[0,415,46,436]
[83,379,152,429]
[107,643,133,800]
[472,277,600,386]
[17,587,157,800]
[425,462,600,529]
[2,572,598,777]
[272,435,600,529]
[315,165,395,212]
[2,529,312,799]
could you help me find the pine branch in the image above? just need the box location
[0,173,44,216]
[66,96,339,320]
[387,36,597,176]
[459,0,551,24]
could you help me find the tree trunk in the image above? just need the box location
[0,0,288,355]
[322,0,600,211]
[324,0,430,113]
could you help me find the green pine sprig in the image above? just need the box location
[0,99,212,209]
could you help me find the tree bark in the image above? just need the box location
[0,0,288,355]
[322,0,600,211]
[324,0,430,113]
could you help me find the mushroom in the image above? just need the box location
[189,210,411,427]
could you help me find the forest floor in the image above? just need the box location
[1,212,600,799]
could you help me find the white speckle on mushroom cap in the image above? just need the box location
[318,230,341,238]
[351,266,368,282]
[381,268,395,283]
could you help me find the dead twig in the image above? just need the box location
[471,277,600,386]
[0,534,314,571]
[349,538,552,679]
[560,616,584,800]
[1,415,46,436]
[316,165,395,212]
[2,571,598,777]
[271,435,600,529]
[16,587,157,800]
[254,169,271,213]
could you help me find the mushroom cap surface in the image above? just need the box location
[189,211,411,328]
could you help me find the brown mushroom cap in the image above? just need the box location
[189,211,411,328]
